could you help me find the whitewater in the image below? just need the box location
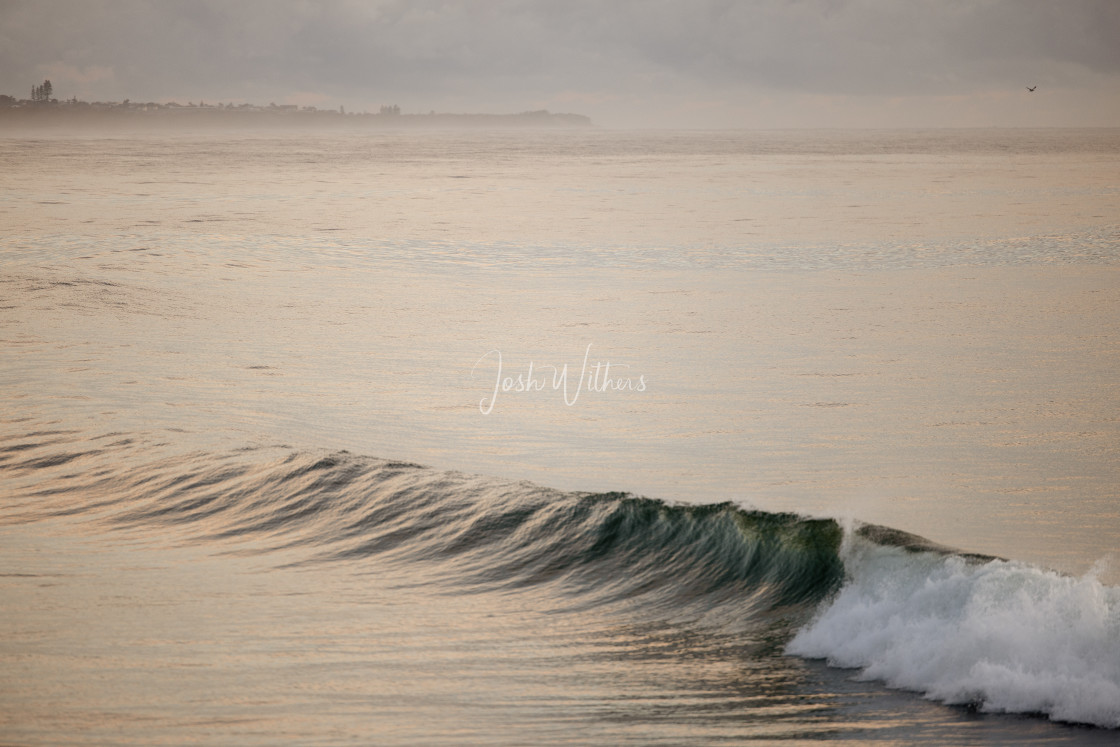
[792,526,1120,728]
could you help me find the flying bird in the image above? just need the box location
[1026,86,1037,92]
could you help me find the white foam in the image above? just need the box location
[787,533,1120,729]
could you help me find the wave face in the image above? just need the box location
[2,445,846,624]
[4,441,1119,729]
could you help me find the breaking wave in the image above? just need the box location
[3,437,1117,728]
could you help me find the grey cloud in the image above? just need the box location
[1,0,1117,120]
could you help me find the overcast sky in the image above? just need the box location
[2,0,1118,127]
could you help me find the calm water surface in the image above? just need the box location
[2,128,1118,743]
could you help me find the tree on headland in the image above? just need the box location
[31,79,53,102]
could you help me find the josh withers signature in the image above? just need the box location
[472,344,647,415]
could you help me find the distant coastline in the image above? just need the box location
[0,96,593,130]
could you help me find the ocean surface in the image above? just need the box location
[2,128,1119,744]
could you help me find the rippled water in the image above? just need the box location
[2,128,1119,743]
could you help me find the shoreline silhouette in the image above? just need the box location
[0,96,593,130]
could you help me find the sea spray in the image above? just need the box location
[787,529,1120,728]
